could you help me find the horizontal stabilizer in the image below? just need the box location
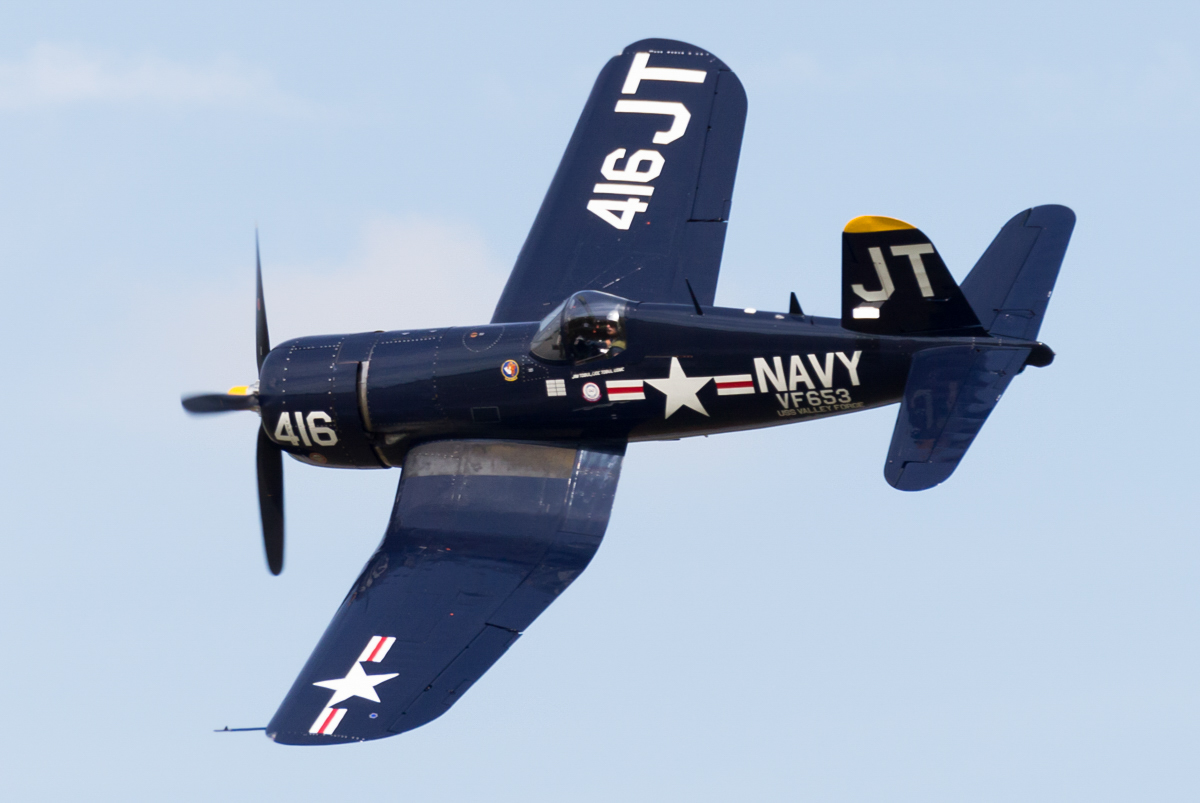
[885,345,1030,491]
[961,205,1075,340]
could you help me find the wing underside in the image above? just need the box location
[490,39,747,324]
[266,440,624,744]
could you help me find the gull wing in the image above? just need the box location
[491,38,747,323]
[266,440,624,744]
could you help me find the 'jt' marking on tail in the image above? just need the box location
[852,243,937,318]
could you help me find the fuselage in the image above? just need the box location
[256,301,1009,470]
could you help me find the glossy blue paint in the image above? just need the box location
[183,38,1075,745]
[491,39,746,324]
[258,302,920,470]
[885,345,1032,491]
[266,441,624,744]
[962,205,1077,340]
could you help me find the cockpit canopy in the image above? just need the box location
[530,290,630,364]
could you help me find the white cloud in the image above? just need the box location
[172,215,512,392]
[753,45,1199,127]
[0,43,303,111]
[268,215,510,339]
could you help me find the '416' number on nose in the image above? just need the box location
[273,411,338,447]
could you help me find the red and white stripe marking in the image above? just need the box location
[309,706,347,735]
[605,379,645,401]
[715,374,755,395]
[358,635,396,663]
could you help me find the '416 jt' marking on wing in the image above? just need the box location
[586,52,707,230]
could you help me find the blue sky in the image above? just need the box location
[1,2,1197,800]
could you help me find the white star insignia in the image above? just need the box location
[313,661,399,706]
[644,357,713,419]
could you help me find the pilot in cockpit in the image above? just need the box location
[531,290,630,364]
[573,310,626,359]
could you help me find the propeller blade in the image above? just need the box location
[181,392,258,414]
[255,230,271,372]
[256,426,285,575]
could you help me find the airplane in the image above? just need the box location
[183,39,1075,745]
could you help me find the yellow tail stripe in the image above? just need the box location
[844,215,916,234]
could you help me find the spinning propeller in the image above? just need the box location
[182,233,285,575]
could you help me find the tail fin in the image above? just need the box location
[880,206,1076,490]
[961,205,1075,341]
[841,216,985,336]
[885,344,1030,490]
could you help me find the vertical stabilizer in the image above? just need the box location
[841,216,985,336]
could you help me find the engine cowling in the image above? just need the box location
[258,333,383,468]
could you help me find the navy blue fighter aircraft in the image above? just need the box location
[184,39,1074,745]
